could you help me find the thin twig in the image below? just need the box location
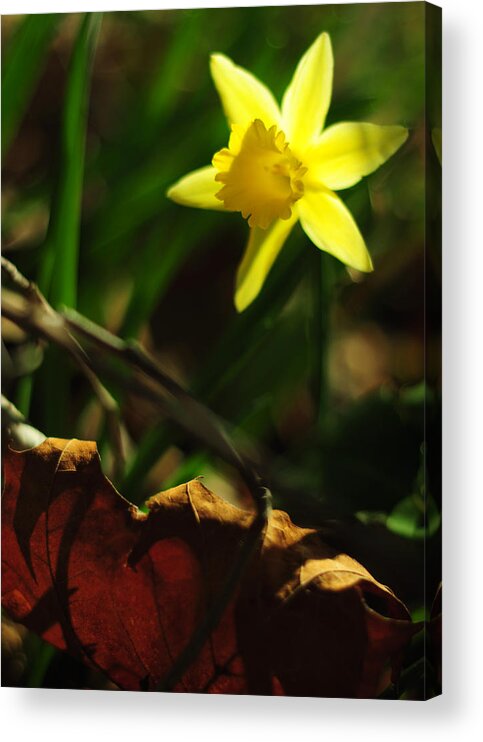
[63,308,263,498]
[1,256,272,691]
[2,257,126,478]
[2,257,266,505]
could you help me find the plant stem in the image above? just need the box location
[15,374,34,417]
[309,250,335,432]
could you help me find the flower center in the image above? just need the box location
[212,119,307,230]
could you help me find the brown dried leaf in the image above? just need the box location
[2,438,417,696]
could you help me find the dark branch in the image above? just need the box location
[1,256,272,691]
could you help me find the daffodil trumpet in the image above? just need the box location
[167,33,408,312]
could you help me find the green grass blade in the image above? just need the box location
[1,13,61,156]
[15,374,34,417]
[46,12,102,309]
[37,13,102,435]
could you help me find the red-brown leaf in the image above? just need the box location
[2,438,418,696]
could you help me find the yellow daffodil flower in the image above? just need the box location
[167,33,408,312]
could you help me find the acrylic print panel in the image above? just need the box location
[1,2,441,699]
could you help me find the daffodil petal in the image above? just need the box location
[235,214,298,312]
[281,32,333,149]
[167,166,226,211]
[299,189,373,272]
[210,53,280,129]
[305,122,408,190]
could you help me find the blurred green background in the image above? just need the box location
[1,3,441,697]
